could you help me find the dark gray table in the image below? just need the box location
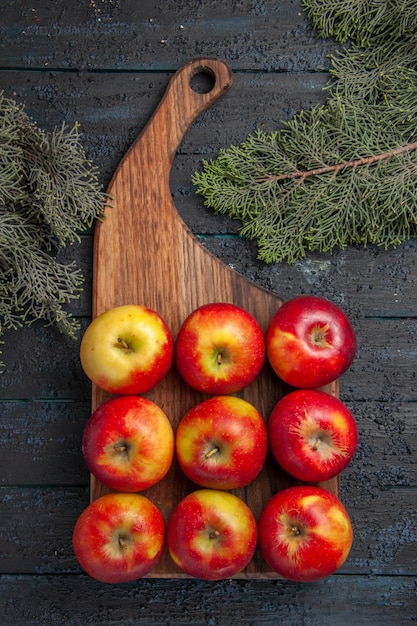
[1,2,416,624]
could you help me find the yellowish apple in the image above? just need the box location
[80,304,173,394]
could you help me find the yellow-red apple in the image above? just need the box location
[80,304,173,394]
[167,489,257,580]
[82,395,174,492]
[266,295,356,388]
[176,395,268,489]
[259,485,353,582]
[175,302,265,394]
[72,492,165,583]
[268,389,358,482]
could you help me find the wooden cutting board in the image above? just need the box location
[90,58,339,578]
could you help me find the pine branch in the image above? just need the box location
[0,91,109,369]
[0,212,83,334]
[302,0,417,47]
[193,0,417,265]
[327,40,417,105]
[193,72,417,264]
[21,121,105,245]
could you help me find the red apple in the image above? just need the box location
[82,395,174,492]
[72,492,165,583]
[268,389,357,482]
[175,395,268,490]
[266,295,356,388]
[259,485,353,582]
[80,304,173,395]
[167,489,257,580]
[175,302,265,394]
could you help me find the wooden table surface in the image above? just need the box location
[1,2,416,624]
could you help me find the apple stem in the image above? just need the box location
[313,438,321,451]
[117,337,130,350]
[291,526,301,536]
[216,352,223,365]
[118,534,130,551]
[209,530,221,540]
[205,447,219,459]
[114,443,128,453]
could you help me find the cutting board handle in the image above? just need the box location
[117,58,233,181]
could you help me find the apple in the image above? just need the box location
[175,302,265,394]
[72,492,165,583]
[80,304,173,395]
[266,295,356,388]
[175,395,268,490]
[268,389,358,482]
[258,485,353,582]
[82,395,174,492]
[167,489,257,580]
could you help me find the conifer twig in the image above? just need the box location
[193,0,417,265]
[258,141,417,183]
[0,91,108,370]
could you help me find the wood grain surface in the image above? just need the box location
[90,58,339,577]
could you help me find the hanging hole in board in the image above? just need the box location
[189,67,216,94]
